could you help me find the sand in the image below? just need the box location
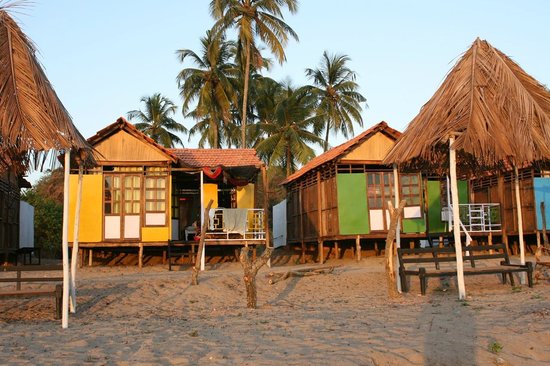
[1,255,549,366]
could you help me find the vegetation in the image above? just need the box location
[209,0,299,148]
[130,1,368,180]
[21,169,64,258]
[177,30,237,148]
[127,93,187,148]
[306,51,367,152]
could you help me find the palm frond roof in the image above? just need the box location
[385,38,550,170]
[0,9,92,170]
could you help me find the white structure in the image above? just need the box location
[272,199,287,248]
[19,201,34,248]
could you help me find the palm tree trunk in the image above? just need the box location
[324,119,331,152]
[241,40,251,148]
[286,143,291,177]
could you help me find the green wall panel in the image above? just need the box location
[337,174,369,235]
[402,218,426,233]
[427,180,446,233]
[458,180,469,203]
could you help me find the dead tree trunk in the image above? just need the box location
[385,200,406,298]
[190,199,213,286]
[239,246,273,309]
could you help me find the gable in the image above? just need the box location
[93,130,172,163]
[340,131,396,162]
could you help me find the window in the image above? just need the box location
[124,176,141,214]
[104,176,121,214]
[145,176,166,212]
[367,172,394,209]
[400,174,422,206]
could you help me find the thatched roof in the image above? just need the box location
[0,7,92,172]
[384,38,550,173]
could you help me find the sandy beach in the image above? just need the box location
[1,254,549,366]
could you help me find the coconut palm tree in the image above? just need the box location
[210,0,299,148]
[255,80,323,176]
[127,93,187,148]
[306,51,367,152]
[177,30,237,148]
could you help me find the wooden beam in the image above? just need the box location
[138,243,143,269]
[318,240,324,264]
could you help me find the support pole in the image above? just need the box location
[393,164,402,292]
[450,136,466,299]
[355,235,361,262]
[262,165,271,268]
[514,165,526,284]
[200,170,205,271]
[61,151,71,328]
[70,164,83,313]
[138,243,143,269]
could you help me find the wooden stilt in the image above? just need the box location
[79,249,84,268]
[301,241,306,264]
[318,240,324,264]
[252,246,257,262]
[88,249,93,267]
[162,250,166,265]
[356,235,361,262]
[439,236,444,248]
[374,241,379,256]
[334,242,339,259]
[138,243,143,269]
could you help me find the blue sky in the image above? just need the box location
[12,0,550,178]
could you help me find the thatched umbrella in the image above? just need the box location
[385,38,550,299]
[0,5,93,328]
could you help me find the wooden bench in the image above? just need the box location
[397,244,534,295]
[0,265,63,319]
[167,240,196,271]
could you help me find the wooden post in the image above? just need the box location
[261,165,271,267]
[191,199,213,285]
[450,135,466,300]
[61,150,71,328]
[318,239,324,264]
[385,200,406,298]
[334,242,339,259]
[393,164,402,293]
[355,235,361,262]
[317,171,323,263]
[514,166,526,284]
[138,243,144,269]
[70,163,83,313]
[88,249,93,267]
[300,241,306,264]
[299,184,305,264]
[541,202,549,249]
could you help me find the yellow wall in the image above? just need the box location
[341,132,395,161]
[203,183,218,208]
[69,174,103,243]
[237,184,255,208]
[142,226,170,242]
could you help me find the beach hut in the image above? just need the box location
[385,38,550,299]
[69,118,267,268]
[281,121,446,262]
[0,7,93,328]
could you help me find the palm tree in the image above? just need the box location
[255,80,323,176]
[177,30,237,148]
[127,93,187,148]
[210,0,299,148]
[306,51,367,152]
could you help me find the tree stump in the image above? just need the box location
[239,246,273,309]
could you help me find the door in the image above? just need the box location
[367,172,394,231]
[104,174,141,240]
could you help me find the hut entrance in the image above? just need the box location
[367,172,395,231]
